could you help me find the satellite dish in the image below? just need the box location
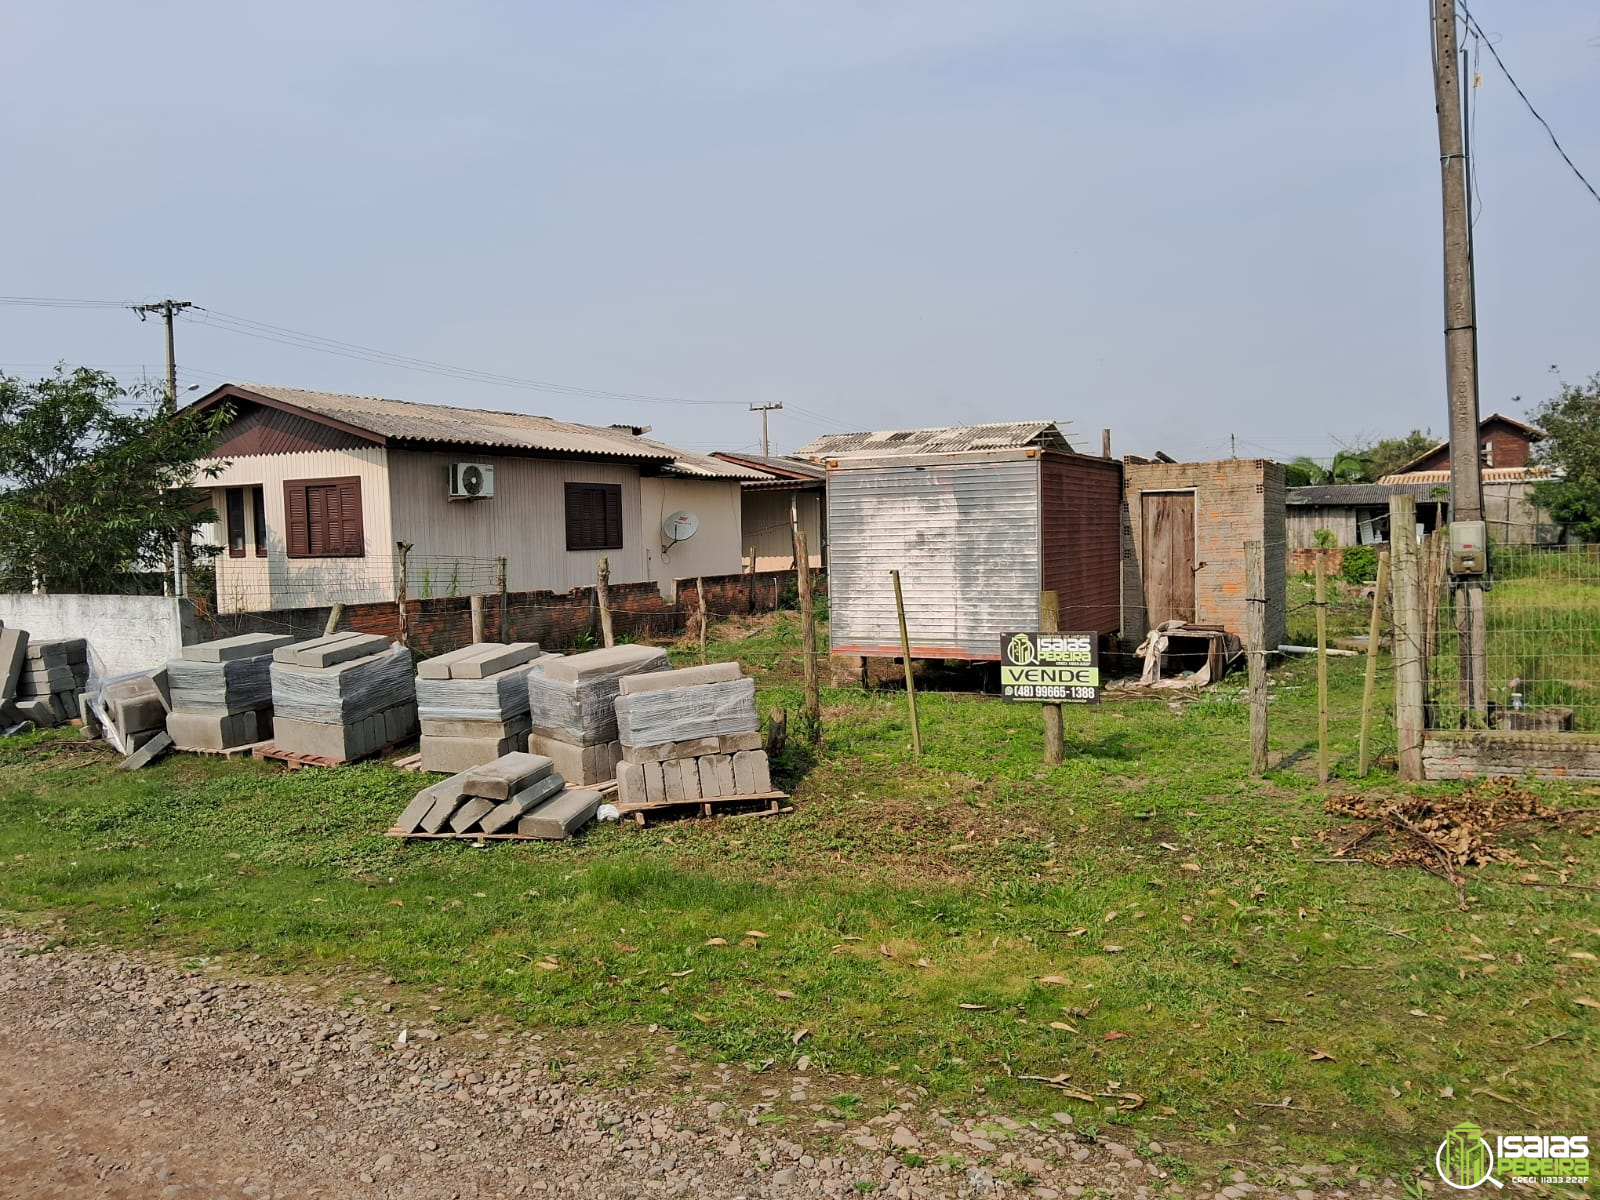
[663,510,700,543]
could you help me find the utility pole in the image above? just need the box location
[130,299,194,408]
[749,402,783,456]
[1431,0,1487,716]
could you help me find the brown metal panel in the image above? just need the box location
[213,403,373,456]
[1039,453,1122,636]
[1141,492,1196,624]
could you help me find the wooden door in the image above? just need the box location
[1141,492,1196,625]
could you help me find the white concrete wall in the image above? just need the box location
[0,594,187,678]
[640,476,745,595]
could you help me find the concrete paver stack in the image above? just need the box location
[523,645,670,785]
[165,633,293,751]
[5,636,90,729]
[268,632,417,763]
[613,662,772,809]
[415,641,547,773]
[389,750,601,840]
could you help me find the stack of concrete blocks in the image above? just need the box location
[391,751,601,840]
[523,645,670,785]
[96,673,172,755]
[5,636,91,729]
[164,633,293,752]
[415,641,546,773]
[269,632,418,763]
[614,663,771,807]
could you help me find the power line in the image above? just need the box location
[1458,2,1600,208]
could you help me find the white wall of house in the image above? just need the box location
[388,450,647,593]
[639,476,744,595]
[200,447,395,613]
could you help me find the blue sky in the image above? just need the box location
[3,2,1596,458]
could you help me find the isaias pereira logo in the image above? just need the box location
[1437,1122,1501,1189]
[1006,633,1036,665]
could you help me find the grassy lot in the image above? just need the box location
[0,601,1596,1181]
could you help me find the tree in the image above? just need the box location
[1529,372,1600,542]
[1284,449,1374,487]
[0,367,229,593]
[1363,429,1437,479]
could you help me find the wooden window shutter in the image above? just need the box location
[338,477,364,556]
[565,482,623,551]
[604,485,622,548]
[285,481,310,557]
[284,476,363,558]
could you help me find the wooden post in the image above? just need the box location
[747,546,757,613]
[1101,429,1112,459]
[596,556,615,648]
[795,531,821,743]
[395,541,412,649]
[1315,552,1329,785]
[1039,590,1064,766]
[695,576,708,664]
[890,569,922,759]
[1390,496,1425,781]
[470,593,485,643]
[1244,540,1269,776]
[1357,549,1391,778]
[495,555,509,642]
[323,602,345,638]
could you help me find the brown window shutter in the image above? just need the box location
[339,478,364,556]
[285,482,309,558]
[565,483,586,550]
[604,485,622,548]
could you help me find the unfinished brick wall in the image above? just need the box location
[1121,459,1287,646]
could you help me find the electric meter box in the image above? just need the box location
[1449,520,1488,576]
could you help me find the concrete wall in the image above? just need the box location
[1122,459,1287,646]
[1424,731,1600,781]
[640,476,746,596]
[0,593,189,677]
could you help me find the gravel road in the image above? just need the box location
[0,926,1407,1199]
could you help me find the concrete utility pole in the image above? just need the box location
[131,299,194,408]
[749,402,783,456]
[1431,0,1488,715]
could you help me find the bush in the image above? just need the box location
[1340,545,1378,585]
[1313,529,1337,549]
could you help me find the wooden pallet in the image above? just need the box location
[392,752,427,773]
[185,739,272,760]
[253,739,405,770]
[614,790,791,825]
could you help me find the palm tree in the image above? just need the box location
[1285,450,1375,487]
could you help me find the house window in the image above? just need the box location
[225,488,246,558]
[1480,440,1494,467]
[565,482,623,551]
[284,476,365,558]
[251,485,267,556]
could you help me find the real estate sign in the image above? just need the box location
[999,632,1100,704]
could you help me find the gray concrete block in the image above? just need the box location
[166,709,260,751]
[419,734,523,774]
[533,643,668,684]
[181,633,294,662]
[395,773,470,832]
[13,697,58,728]
[449,642,541,679]
[720,730,764,753]
[517,788,602,839]
[617,661,743,696]
[460,751,555,801]
[480,772,565,833]
[617,760,647,806]
[621,736,723,764]
[0,627,27,702]
[120,731,173,770]
[698,756,720,798]
[416,644,496,680]
[273,631,387,667]
[448,796,496,833]
[525,733,620,786]
[272,716,372,762]
[383,704,418,745]
[24,642,68,669]
[733,749,772,794]
[112,695,167,738]
[712,754,735,796]
[679,759,702,802]
[421,715,531,739]
[664,759,685,802]
[643,760,666,804]
[418,792,463,833]
[20,666,76,693]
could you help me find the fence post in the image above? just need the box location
[1244,540,1269,776]
[796,531,821,744]
[1315,552,1329,785]
[1390,496,1424,781]
[396,541,413,649]
[1040,589,1064,766]
[470,593,485,643]
[891,569,922,759]
[496,555,509,642]
[323,602,345,638]
[747,546,757,613]
[596,556,615,648]
[696,576,708,665]
[1357,549,1391,778]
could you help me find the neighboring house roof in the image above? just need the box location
[1378,465,1555,486]
[1287,483,1445,506]
[657,450,769,481]
[1391,412,1545,475]
[793,421,1073,460]
[190,383,677,462]
[710,451,828,485]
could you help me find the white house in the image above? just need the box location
[186,384,761,613]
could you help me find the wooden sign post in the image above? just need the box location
[1040,590,1064,765]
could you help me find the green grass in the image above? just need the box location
[0,611,1596,1180]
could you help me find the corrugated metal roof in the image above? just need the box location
[710,451,828,482]
[1378,466,1554,485]
[1287,483,1442,506]
[195,384,677,462]
[794,421,1072,460]
[655,448,769,480]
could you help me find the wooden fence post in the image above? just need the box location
[747,546,757,613]
[696,576,708,665]
[395,542,412,649]
[596,557,615,648]
[1357,549,1391,778]
[1244,540,1269,776]
[323,602,345,638]
[470,593,485,643]
[891,569,922,759]
[1315,552,1329,785]
[1390,496,1425,781]
[795,531,821,743]
[1040,590,1064,766]
[496,555,509,642]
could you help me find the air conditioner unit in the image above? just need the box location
[448,462,495,500]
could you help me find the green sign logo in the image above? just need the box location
[1006,633,1036,665]
[1436,1123,1501,1190]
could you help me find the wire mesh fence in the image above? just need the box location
[1428,543,1600,732]
[203,554,503,614]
